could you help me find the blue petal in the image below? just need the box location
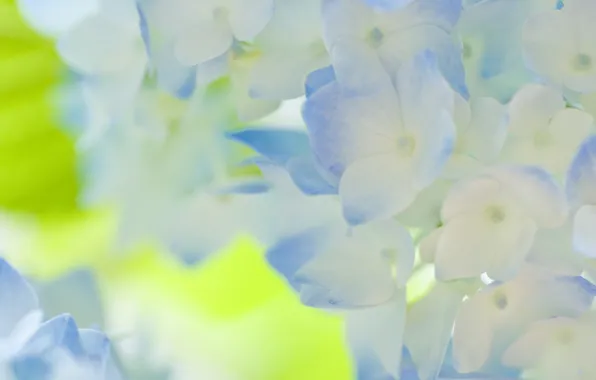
[137,3,151,57]
[79,329,110,364]
[19,314,85,358]
[286,155,338,195]
[219,180,272,194]
[436,41,469,99]
[0,258,39,338]
[11,356,50,380]
[566,135,596,206]
[305,66,336,98]
[266,228,329,291]
[226,128,312,166]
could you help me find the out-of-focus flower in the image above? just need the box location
[0,258,121,379]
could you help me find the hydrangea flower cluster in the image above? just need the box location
[0,258,121,379]
[15,0,596,378]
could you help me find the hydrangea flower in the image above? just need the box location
[0,258,121,379]
[501,84,594,175]
[429,165,567,281]
[303,51,456,225]
[523,0,596,93]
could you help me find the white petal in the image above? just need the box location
[507,84,565,137]
[419,227,443,263]
[441,176,502,224]
[501,318,572,368]
[346,290,407,378]
[17,0,100,37]
[436,212,537,281]
[57,14,144,75]
[405,282,464,379]
[462,97,508,163]
[174,20,233,66]
[339,153,416,225]
[452,291,495,373]
[573,205,596,258]
[228,0,274,41]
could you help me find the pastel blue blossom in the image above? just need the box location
[523,0,596,93]
[567,135,596,258]
[303,51,456,225]
[322,0,467,97]
[0,258,121,380]
[267,218,414,309]
[457,0,553,101]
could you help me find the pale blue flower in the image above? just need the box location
[322,0,467,97]
[500,84,594,175]
[303,51,456,225]
[452,266,596,374]
[0,259,121,380]
[457,0,554,101]
[432,165,568,281]
[267,218,414,309]
[523,0,596,93]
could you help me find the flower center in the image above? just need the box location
[462,42,473,60]
[572,53,593,72]
[396,135,416,157]
[492,290,508,310]
[367,27,384,48]
[485,205,506,224]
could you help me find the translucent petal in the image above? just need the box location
[452,291,495,373]
[302,81,399,178]
[296,244,395,308]
[0,259,39,338]
[266,228,329,291]
[566,135,596,207]
[506,84,565,137]
[228,0,274,41]
[304,66,336,98]
[395,51,455,133]
[527,223,585,276]
[174,20,233,66]
[226,128,311,166]
[363,0,414,11]
[405,282,465,379]
[573,205,596,258]
[18,314,84,357]
[17,0,100,37]
[441,176,502,223]
[461,97,507,162]
[321,0,376,49]
[419,227,443,263]
[57,13,144,75]
[339,153,416,225]
[346,290,407,379]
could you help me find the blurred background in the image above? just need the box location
[0,0,355,378]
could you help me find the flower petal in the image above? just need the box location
[17,0,100,37]
[573,205,596,258]
[566,135,596,208]
[0,259,39,339]
[346,290,407,379]
[339,153,416,225]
